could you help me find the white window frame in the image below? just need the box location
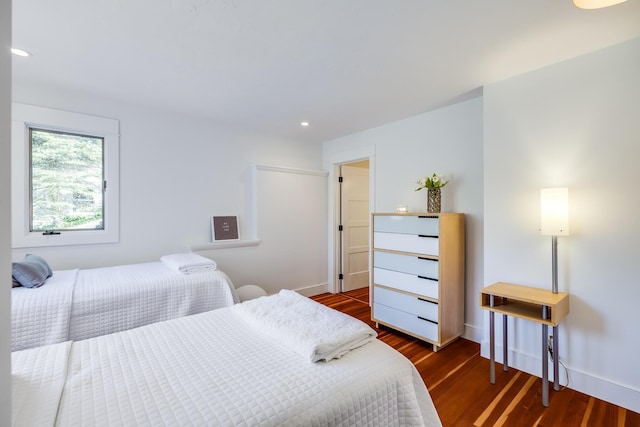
[11,103,120,248]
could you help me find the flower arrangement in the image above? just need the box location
[415,173,449,191]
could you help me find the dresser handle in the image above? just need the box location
[418,234,438,238]
[417,297,437,305]
[417,256,436,261]
[417,316,438,324]
[417,275,437,282]
[418,215,438,219]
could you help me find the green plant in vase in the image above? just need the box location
[415,173,449,213]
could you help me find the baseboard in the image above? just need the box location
[567,365,640,414]
[463,323,482,344]
[480,340,640,413]
[294,282,329,297]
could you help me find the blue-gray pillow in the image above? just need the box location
[12,254,53,288]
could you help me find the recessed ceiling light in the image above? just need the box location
[300,122,310,127]
[11,48,31,57]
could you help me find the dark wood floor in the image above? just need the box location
[311,288,640,427]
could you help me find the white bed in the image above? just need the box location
[11,290,442,427]
[12,260,239,351]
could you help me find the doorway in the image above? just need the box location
[339,160,370,292]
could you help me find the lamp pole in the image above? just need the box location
[551,235,560,391]
[541,187,568,396]
[551,235,558,294]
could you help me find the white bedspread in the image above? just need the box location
[12,262,239,351]
[11,270,77,352]
[12,296,442,426]
[69,262,238,341]
[12,341,72,427]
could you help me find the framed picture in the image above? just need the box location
[212,216,239,241]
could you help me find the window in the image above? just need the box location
[30,128,105,232]
[12,103,119,247]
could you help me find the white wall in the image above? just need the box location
[1,0,12,422]
[323,97,485,342]
[11,83,327,295]
[483,37,640,412]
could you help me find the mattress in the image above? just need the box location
[12,261,239,351]
[12,294,442,426]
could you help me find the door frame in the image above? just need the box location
[325,146,376,294]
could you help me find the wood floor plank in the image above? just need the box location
[494,376,538,426]
[588,399,620,426]
[473,371,523,426]
[624,408,640,427]
[428,352,477,390]
[311,290,639,427]
[469,370,536,427]
[581,397,596,427]
[617,407,626,427]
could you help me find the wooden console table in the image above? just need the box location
[480,282,570,406]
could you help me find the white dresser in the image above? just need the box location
[371,213,465,351]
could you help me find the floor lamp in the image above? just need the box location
[540,188,569,294]
[540,187,569,396]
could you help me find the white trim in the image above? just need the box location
[567,365,640,413]
[11,103,120,248]
[330,165,342,294]
[293,282,329,298]
[190,239,262,251]
[324,146,376,167]
[254,164,328,177]
[462,323,483,344]
[246,165,259,240]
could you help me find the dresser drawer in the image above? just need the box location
[374,286,438,321]
[374,232,439,255]
[373,268,438,299]
[373,303,438,342]
[374,251,438,278]
[374,215,439,236]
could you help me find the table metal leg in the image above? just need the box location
[503,314,508,372]
[490,310,495,384]
[542,306,549,407]
[553,325,559,391]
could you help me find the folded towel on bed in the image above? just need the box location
[160,253,217,274]
[232,289,377,362]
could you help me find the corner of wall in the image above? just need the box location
[1,0,12,422]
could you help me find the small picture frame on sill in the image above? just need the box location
[211,216,239,241]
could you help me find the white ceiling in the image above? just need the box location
[11,0,640,143]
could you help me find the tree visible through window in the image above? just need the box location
[30,128,104,231]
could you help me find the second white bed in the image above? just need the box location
[12,261,239,351]
[12,291,442,427]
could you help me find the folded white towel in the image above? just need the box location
[232,289,377,362]
[160,253,217,274]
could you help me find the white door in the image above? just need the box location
[341,163,370,292]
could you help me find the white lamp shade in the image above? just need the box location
[540,188,569,236]
[573,0,628,9]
